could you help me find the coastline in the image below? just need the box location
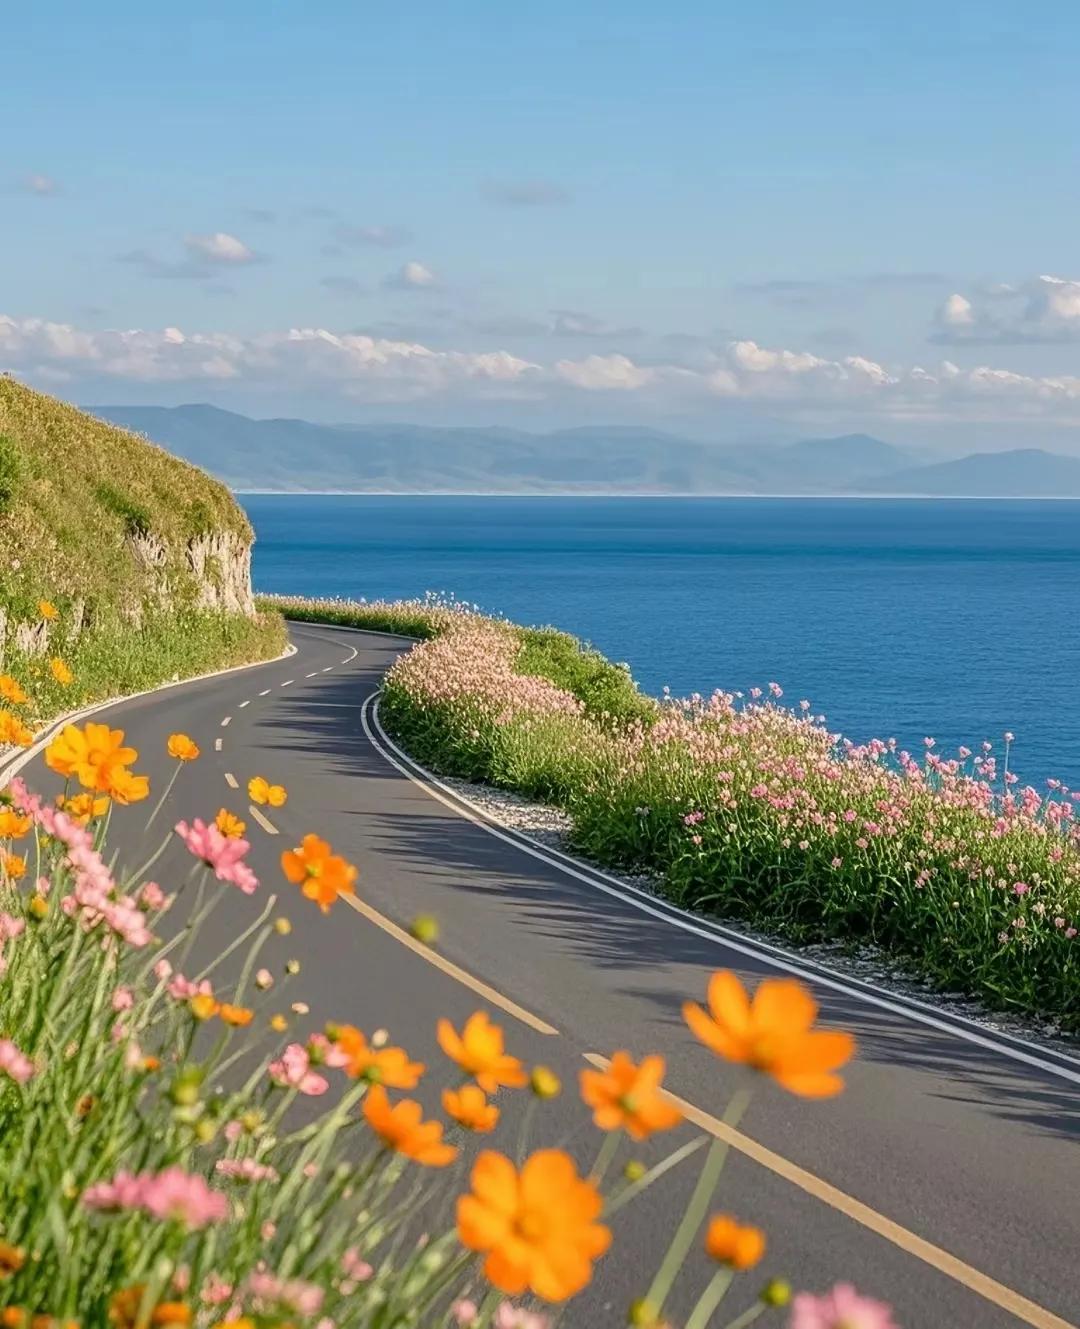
[233,489,1080,500]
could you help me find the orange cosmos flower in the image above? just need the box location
[0,711,33,749]
[437,1011,526,1093]
[684,970,855,1099]
[705,1214,766,1270]
[0,810,31,840]
[167,733,200,762]
[1,853,26,882]
[457,1149,610,1302]
[38,601,58,622]
[190,994,220,1021]
[109,1287,190,1328]
[280,834,358,913]
[49,658,73,686]
[219,1003,254,1027]
[362,1085,457,1166]
[45,723,147,799]
[579,1052,682,1139]
[442,1084,500,1133]
[214,809,246,839]
[332,1023,424,1088]
[0,1242,24,1276]
[60,793,110,825]
[0,677,28,706]
[249,777,287,807]
[104,765,150,806]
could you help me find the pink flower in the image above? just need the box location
[749,783,768,799]
[246,1270,324,1316]
[0,1038,35,1084]
[0,913,25,941]
[168,974,212,1002]
[493,1305,549,1329]
[1067,927,1078,939]
[1012,882,1030,897]
[200,1274,234,1307]
[790,1283,900,1329]
[215,1158,279,1183]
[268,1043,329,1096]
[452,1302,479,1327]
[175,819,259,894]
[111,986,134,1012]
[139,881,167,911]
[83,1170,145,1212]
[342,1248,374,1283]
[139,1166,230,1227]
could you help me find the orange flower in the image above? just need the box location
[280,834,358,913]
[684,971,855,1099]
[362,1085,457,1166]
[0,810,31,840]
[579,1052,682,1139]
[214,809,246,839]
[190,994,220,1021]
[0,711,33,749]
[249,777,287,807]
[50,658,73,686]
[45,723,148,800]
[437,1012,527,1093]
[2,853,26,882]
[167,733,200,762]
[219,1003,254,1027]
[0,677,28,706]
[332,1023,424,1088]
[442,1084,499,1133]
[0,1242,24,1276]
[38,601,58,622]
[59,793,110,825]
[704,1214,766,1269]
[457,1149,610,1301]
[109,1287,190,1328]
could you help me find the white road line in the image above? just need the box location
[220,716,231,727]
[248,804,279,835]
[224,773,239,789]
[322,667,334,673]
[306,672,318,678]
[259,689,271,697]
[280,679,294,688]
[214,738,223,752]
[361,693,1080,1088]
[239,700,250,708]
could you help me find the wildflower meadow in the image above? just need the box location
[0,647,884,1327]
[265,594,1080,1030]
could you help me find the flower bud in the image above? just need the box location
[628,1299,660,1327]
[759,1279,792,1307]
[409,914,439,945]
[530,1066,561,1099]
[623,1159,646,1183]
[274,917,292,935]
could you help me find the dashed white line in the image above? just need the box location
[321,667,333,673]
[248,804,279,835]
[214,738,223,752]
[259,689,271,697]
[239,700,250,709]
[224,773,239,789]
[280,679,294,688]
[306,671,318,678]
[220,716,231,727]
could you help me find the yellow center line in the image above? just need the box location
[584,1052,1075,1329]
[342,893,558,1036]
[224,772,239,789]
[247,804,279,835]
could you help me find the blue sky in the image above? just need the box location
[5,1,1080,447]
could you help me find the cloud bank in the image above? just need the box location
[933,275,1080,344]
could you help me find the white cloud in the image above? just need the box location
[184,232,256,265]
[22,173,58,196]
[932,274,1080,343]
[6,312,1080,421]
[383,261,438,290]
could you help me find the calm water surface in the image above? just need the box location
[242,495,1080,788]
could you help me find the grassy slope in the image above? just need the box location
[0,380,284,729]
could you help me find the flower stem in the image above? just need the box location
[684,1268,734,1329]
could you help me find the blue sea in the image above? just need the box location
[242,495,1080,790]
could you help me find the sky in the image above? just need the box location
[4,0,1080,449]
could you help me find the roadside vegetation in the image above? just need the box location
[0,380,285,737]
[264,594,1080,1031]
[0,692,873,1325]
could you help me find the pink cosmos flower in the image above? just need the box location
[0,913,25,941]
[200,1274,234,1307]
[0,1039,35,1084]
[790,1283,900,1329]
[139,881,167,911]
[139,1166,230,1227]
[493,1305,550,1329]
[175,819,259,894]
[246,1270,324,1316]
[111,986,134,1012]
[268,1043,329,1096]
[83,1170,145,1211]
[168,974,212,1002]
[452,1302,479,1327]
[215,1158,279,1183]
[342,1247,374,1283]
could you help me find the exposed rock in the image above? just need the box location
[187,531,254,616]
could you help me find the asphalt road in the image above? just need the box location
[10,622,1080,1329]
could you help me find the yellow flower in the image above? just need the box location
[190,994,220,1021]
[1,853,26,882]
[0,710,33,749]
[0,676,28,706]
[437,1011,526,1093]
[38,600,58,622]
[530,1066,562,1100]
[0,810,31,839]
[45,723,148,802]
[442,1084,500,1133]
[704,1214,766,1270]
[50,658,73,686]
[167,733,200,762]
[214,808,246,839]
[684,970,855,1099]
[59,793,110,825]
[269,1014,288,1032]
[249,776,287,807]
[219,1003,254,1027]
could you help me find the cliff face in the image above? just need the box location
[0,377,257,665]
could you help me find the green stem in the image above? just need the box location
[685,1267,735,1329]
[720,1302,767,1329]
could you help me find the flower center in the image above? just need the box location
[515,1209,547,1242]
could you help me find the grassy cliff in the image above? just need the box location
[0,378,284,731]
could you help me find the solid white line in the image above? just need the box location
[220,716,231,727]
[248,804,279,835]
[224,773,239,789]
[361,693,1080,1087]
[214,738,223,752]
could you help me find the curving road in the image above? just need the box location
[9,622,1079,1329]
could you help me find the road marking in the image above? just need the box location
[322,667,333,673]
[362,695,1080,1087]
[306,672,318,678]
[220,716,231,727]
[281,679,294,688]
[259,689,271,697]
[214,738,223,752]
[239,700,250,709]
[224,773,239,789]
[342,894,558,1036]
[583,1054,1072,1329]
[247,804,279,836]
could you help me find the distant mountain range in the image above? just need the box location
[89,404,1080,497]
